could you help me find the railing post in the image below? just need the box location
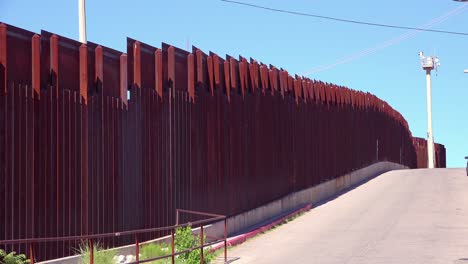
[29,243,34,264]
[224,218,227,263]
[171,228,175,264]
[200,225,204,264]
[176,209,179,225]
[135,235,139,262]
[89,239,94,264]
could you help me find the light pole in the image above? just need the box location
[79,0,87,43]
[419,52,439,168]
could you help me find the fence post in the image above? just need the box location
[29,243,34,264]
[176,209,179,225]
[135,235,139,262]
[89,239,94,264]
[224,218,227,263]
[171,228,175,264]
[200,225,204,264]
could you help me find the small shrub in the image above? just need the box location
[140,243,171,264]
[0,249,30,264]
[175,226,215,264]
[78,242,115,264]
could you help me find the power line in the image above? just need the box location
[301,3,467,74]
[221,0,468,36]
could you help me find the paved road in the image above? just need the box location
[223,169,468,264]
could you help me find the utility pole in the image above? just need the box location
[79,0,87,44]
[419,52,439,168]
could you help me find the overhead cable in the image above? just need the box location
[221,0,468,36]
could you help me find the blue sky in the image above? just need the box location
[1,0,467,167]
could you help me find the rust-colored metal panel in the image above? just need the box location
[279,70,286,98]
[131,40,157,91]
[133,41,141,88]
[95,46,103,91]
[31,35,40,95]
[212,53,221,87]
[168,46,175,91]
[41,31,86,94]
[155,49,163,98]
[207,55,214,96]
[239,57,248,98]
[293,76,301,105]
[50,35,59,90]
[301,79,308,103]
[312,81,319,103]
[307,79,313,102]
[268,66,278,95]
[259,64,268,93]
[288,75,294,94]
[95,45,123,98]
[2,23,35,87]
[229,57,238,95]
[187,53,195,102]
[120,54,127,104]
[223,60,230,102]
[195,49,205,86]
[79,45,88,104]
[249,59,259,93]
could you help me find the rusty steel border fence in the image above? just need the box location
[413,137,446,168]
[0,22,445,261]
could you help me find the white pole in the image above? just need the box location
[426,69,435,168]
[79,0,87,44]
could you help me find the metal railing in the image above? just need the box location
[0,209,227,264]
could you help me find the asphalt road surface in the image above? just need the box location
[223,169,468,264]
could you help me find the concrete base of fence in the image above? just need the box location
[206,161,407,241]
